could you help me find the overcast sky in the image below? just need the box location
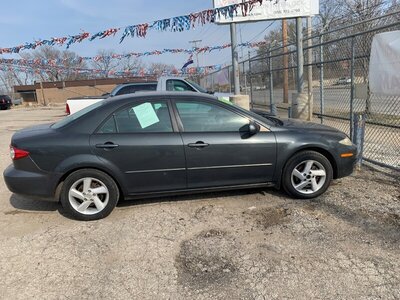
[0,0,277,68]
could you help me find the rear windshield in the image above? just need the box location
[52,101,104,129]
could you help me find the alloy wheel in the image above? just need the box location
[290,160,327,195]
[68,177,109,215]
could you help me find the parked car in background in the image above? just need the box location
[12,98,23,106]
[336,77,351,85]
[4,92,356,221]
[0,95,12,110]
[65,77,231,115]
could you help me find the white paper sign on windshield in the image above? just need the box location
[133,102,159,129]
[369,31,400,97]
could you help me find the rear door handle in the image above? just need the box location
[188,141,209,148]
[96,142,119,149]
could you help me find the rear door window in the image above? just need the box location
[98,101,173,133]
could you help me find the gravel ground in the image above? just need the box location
[0,107,399,300]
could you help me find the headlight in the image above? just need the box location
[339,137,353,146]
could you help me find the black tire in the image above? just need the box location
[60,169,119,221]
[282,151,333,199]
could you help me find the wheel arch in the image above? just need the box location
[55,166,125,202]
[276,146,338,189]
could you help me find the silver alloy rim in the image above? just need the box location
[291,160,327,195]
[68,177,109,215]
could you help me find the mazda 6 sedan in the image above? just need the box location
[4,92,356,220]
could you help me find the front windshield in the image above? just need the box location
[52,100,105,129]
[186,79,208,93]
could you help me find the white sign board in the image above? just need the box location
[213,0,319,23]
[369,31,400,97]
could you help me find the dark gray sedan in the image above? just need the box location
[3,92,356,220]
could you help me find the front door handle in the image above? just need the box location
[188,141,209,148]
[96,142,119,149]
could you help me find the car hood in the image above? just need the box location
[280,118,344,134]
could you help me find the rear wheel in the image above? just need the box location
[60,169,119,221]
[282,151,333,199]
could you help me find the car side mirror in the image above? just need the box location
[239,121,260,139]
[248,122,260,136]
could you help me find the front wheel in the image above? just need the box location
[282,151,333,199]
[60,169,119,221]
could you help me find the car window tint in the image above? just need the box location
[98,117,117,133]
[176,101,249,132]
[166,80,195,92]
[111,101,173,133]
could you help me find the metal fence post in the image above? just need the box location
[268,48,277,115]
[353,113,366,170]
[249,58,254,109]
[350,36,356,141]
[319,33,324,124]
[243,61,247,93]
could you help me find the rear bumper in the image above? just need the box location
[3,164,60,202]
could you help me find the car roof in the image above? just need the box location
[119,81,157,86]
[106,91,218,102]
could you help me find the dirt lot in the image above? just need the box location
[0,107,399,300]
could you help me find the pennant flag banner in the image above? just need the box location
[0,40,267,68]
[0,62,223,77]
[0,0,281,54]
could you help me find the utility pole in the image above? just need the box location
[230,23,240,95]
[307,16,313,121]
[296,17,304,93]
[282,19,289,104]
[39,80,46,106]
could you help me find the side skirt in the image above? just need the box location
[123,182,276,201]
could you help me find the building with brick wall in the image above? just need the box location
[14,77,156,105]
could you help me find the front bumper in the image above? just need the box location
[335,145,357,178]
[3,164,60,202]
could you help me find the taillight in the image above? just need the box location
[10,145,30,160]
[66,103,70,115]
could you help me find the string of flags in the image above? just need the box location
[0,40,267,68]
[0,0,282,54]
[0,62,223,77]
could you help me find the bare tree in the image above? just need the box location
[91,50,121,78]
[119,55,144,74]
[342,0,386,20]
[316,0,343,31]
[148,63,176,77]
[20,46,88,82]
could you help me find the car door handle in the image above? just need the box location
[188,141,209,148]
[96,142,119,149]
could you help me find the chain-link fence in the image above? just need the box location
[201,9,400,171]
